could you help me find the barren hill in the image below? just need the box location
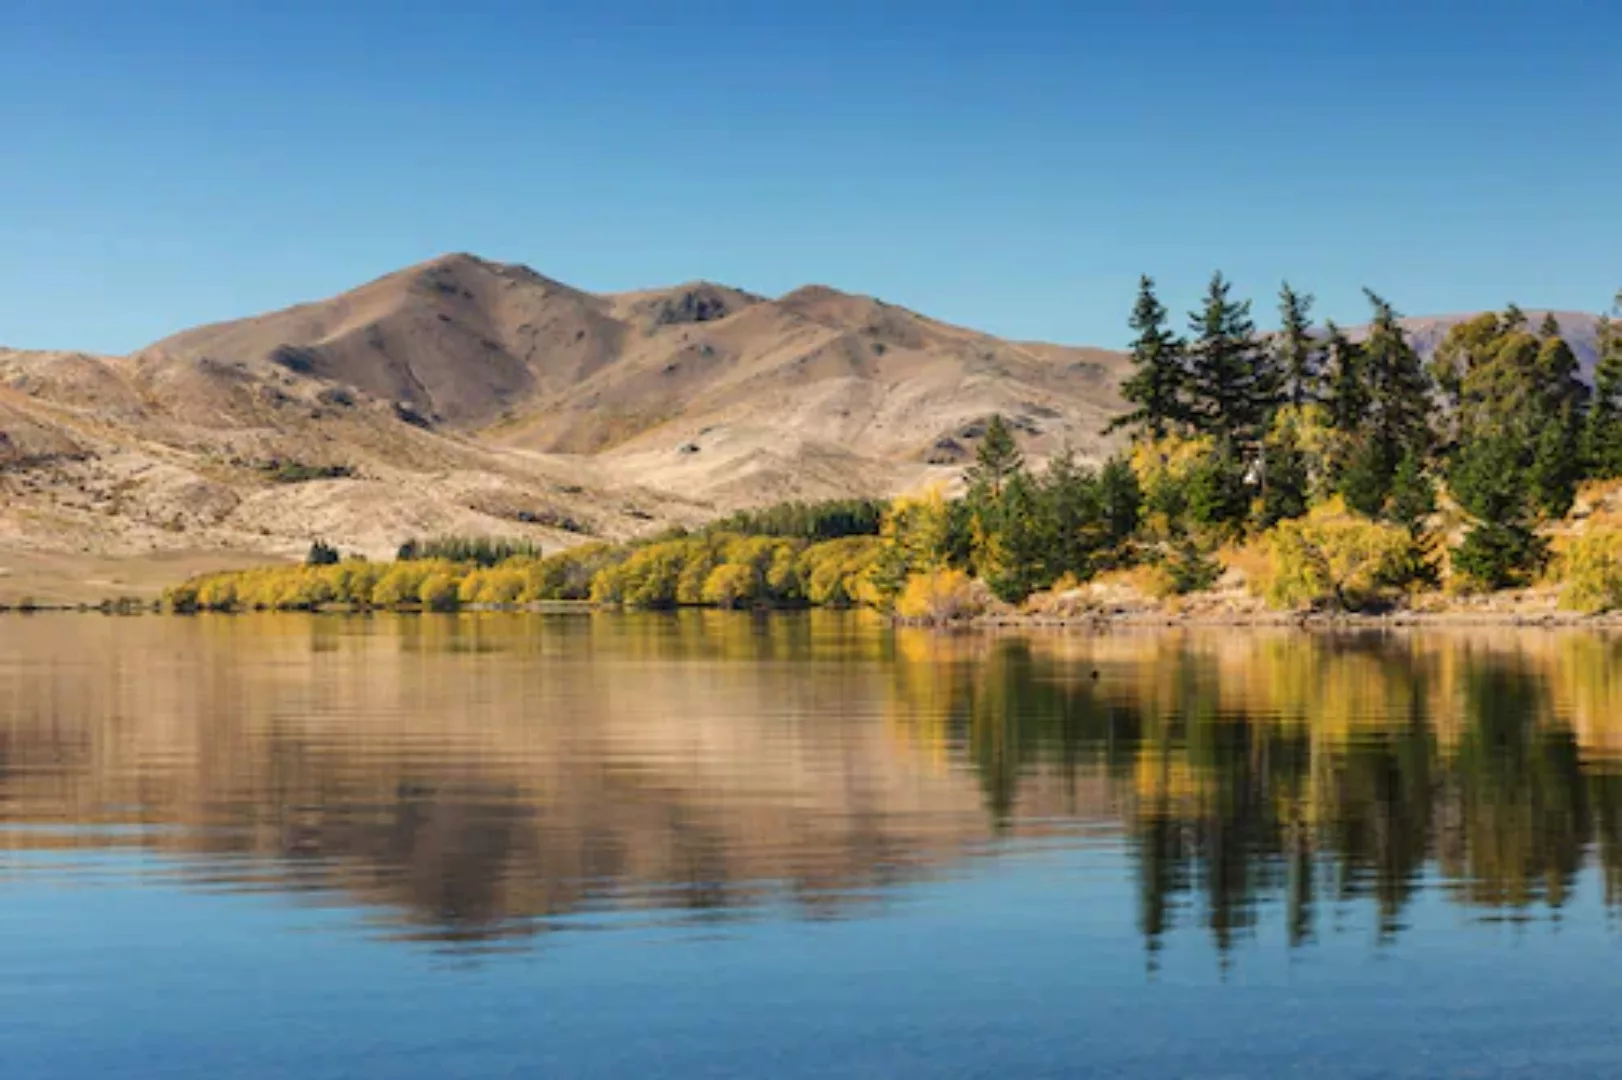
[0,254,1129,601]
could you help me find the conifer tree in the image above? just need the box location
[1322,322,1368,437]
[1039,446,1104,580]
[1184,436,1251,536]
[1348,291,1432,508]
[981,471,1047,603]
[1259,425,1310,528]
[1187,272,1268,445]
[1587,298,1622,479]
[966,414,1025,498]
[1360,291,1432,456]
[1110,276,1188,440]
[1097,457,1143,556]
[1274,282,1320,409]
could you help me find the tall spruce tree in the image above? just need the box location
[1530,329,1588,516]
[1587,298,1622,478]
[1274,282,1320,409]
[1187,272,1270,445]
[1355,290,1433,502]
[1111,275,1188,440]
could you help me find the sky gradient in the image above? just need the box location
[2,0,1619,353]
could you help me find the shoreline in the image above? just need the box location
[4,601,1619,630]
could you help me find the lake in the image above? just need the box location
[2,613,1620,1079]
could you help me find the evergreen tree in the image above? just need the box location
[982,471,1047,603]
[1187,272,1269,445]
[1259,424,1310,528]
[1184,437,1251,536]
[1039,446,1104,581]
[966,414,1025,497]
[1274,282,1320,409]
[1449,431,1548,590]
[1386,451,1436,534]
[1529,408,1584,518]
[1587,300,1622,479]
[1322,322,1368,437]
[1350,291,1432,507]
[306,540,340,566]
[1339,437,1397,519]
[1111,276,1189,440]
[1097,456,1143,555]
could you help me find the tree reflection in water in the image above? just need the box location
[0,614,1619,963]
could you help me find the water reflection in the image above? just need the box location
[1,614,1620,962]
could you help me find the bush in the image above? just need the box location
[701,563,757,608]
[798,536,884,607]
[1559,530,1622,613]
[1259,499,1420,611]
[894,569,983,625]
[418,573,461,612]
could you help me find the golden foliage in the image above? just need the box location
[1558,529,1622,613]
[1257,498,1417,611]
[893,569,983,625]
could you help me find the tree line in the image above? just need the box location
[1107,274,1622,590]
[870,276,1621,612]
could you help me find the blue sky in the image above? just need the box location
[2,0,1618,353]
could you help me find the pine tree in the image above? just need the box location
[1351,290,1433,507]
[1449,430,1548,589]
[966,414,1025,498]
[1039,446,1104,580]
[1339,437,1396,519]
[1097,457,1143,555]
[1274,282,1320,409]
[1584,296,1622,479]
[306,540,340,566]
[982,471,1047,603]
[1110,275,1189,440]
[1259,426,1310,528]
[1529,407,1583,518]
[1184,436,1251,536]
[1529,331,1588,515]
[1322,322,1368,437]
[1187,272,1268,445]
[1386,451,1436,534]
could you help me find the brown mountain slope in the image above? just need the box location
[141,254,627,426]
[0,255,1131,601]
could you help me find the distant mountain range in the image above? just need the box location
[0,253,1604,597]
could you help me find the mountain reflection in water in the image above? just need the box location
[1,613,1620,965]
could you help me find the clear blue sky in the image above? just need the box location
[3,0,1618,353]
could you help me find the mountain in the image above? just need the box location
[0,254,1129,601]
[0,253,1607,602]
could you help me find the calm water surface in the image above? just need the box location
[3,613,1621,1078]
